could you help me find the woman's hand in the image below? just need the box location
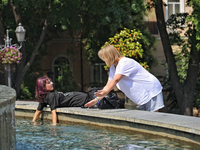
[94,90,107,97]
[33,121,39,126]
[94,74,124,98]
[84,98,98,107]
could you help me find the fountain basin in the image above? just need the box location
[0,85,16,150]
[15,100,200,148]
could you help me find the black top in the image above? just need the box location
[37,91,88,111]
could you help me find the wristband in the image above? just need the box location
[95,97,100,103]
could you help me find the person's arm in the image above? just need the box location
[95,74,124,97]
[84,95,105,107]
[32,110,42,122]
[33,102,47,122]
[51,109,57,126]
[85,74,124,107]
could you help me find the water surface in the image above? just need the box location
[16,119,195,150]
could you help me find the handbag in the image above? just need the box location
[98,93,125,109]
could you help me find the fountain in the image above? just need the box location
[15,100,200,148]
[0,85,16,150]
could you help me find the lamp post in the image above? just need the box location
[0,23,26,87]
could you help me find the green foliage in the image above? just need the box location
[18,83,33,100]
[2,0,153,63]
[54,61,77,92]
[161,52,200,112]
[81,0,156,67]
[194,80,200,107]
[0,0,156,97]
[159,74,179,113]
[17,71,42,100]
[174,52,189,83]
[160,52,188,113]
[102,28,149,70]
[163,12,200,110]
[188,0,200,50]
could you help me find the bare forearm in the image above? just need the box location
[85,74,124,108]
[101,74,124,96]
[94,95,104,102]
[103,80,118,94]
[51,109,57,126]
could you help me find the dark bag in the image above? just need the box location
[86,87,103,101]
[86,87,125,109]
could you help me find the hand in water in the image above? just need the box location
[33,121,38,126]
[52,123,57,126]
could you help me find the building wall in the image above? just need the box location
[40,32,91,92]
[148,0,193,78]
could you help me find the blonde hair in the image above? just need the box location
[98,45,122,67]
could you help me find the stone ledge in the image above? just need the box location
[0,85,16,109]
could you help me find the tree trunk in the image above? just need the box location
[10,1,51,95]
[14,16,49,95]
[178,89,193,115]
[0,13,4,44]
[10,2,21,24]
[182,30,200,115]
[14,45,26,94]
[154,0,200,115]
[0,0,4,44]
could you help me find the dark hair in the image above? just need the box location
[35,76,51,103]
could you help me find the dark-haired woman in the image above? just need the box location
[32,76,102,125]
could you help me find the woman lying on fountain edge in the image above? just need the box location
[32,76,103,125]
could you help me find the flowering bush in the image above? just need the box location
[0,46,22,64]
[102,28,149,70]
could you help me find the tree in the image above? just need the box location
[1,0,51,94]
[0,0,156,97]
[81,0,156,66]
[150,0,200,115]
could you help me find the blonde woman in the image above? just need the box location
[85,45,164,112]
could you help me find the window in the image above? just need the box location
[166,0,184,21]
[52,56,75,92]
[53,57,69,89]
[91,63,108,87]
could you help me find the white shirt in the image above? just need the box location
[109,57,162,105]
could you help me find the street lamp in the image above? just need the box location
[0,23,26,87]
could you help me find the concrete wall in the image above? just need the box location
[0,85,16,150]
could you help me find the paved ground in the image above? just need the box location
[15,100,200,148]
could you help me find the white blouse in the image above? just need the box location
[109,57,162,105]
